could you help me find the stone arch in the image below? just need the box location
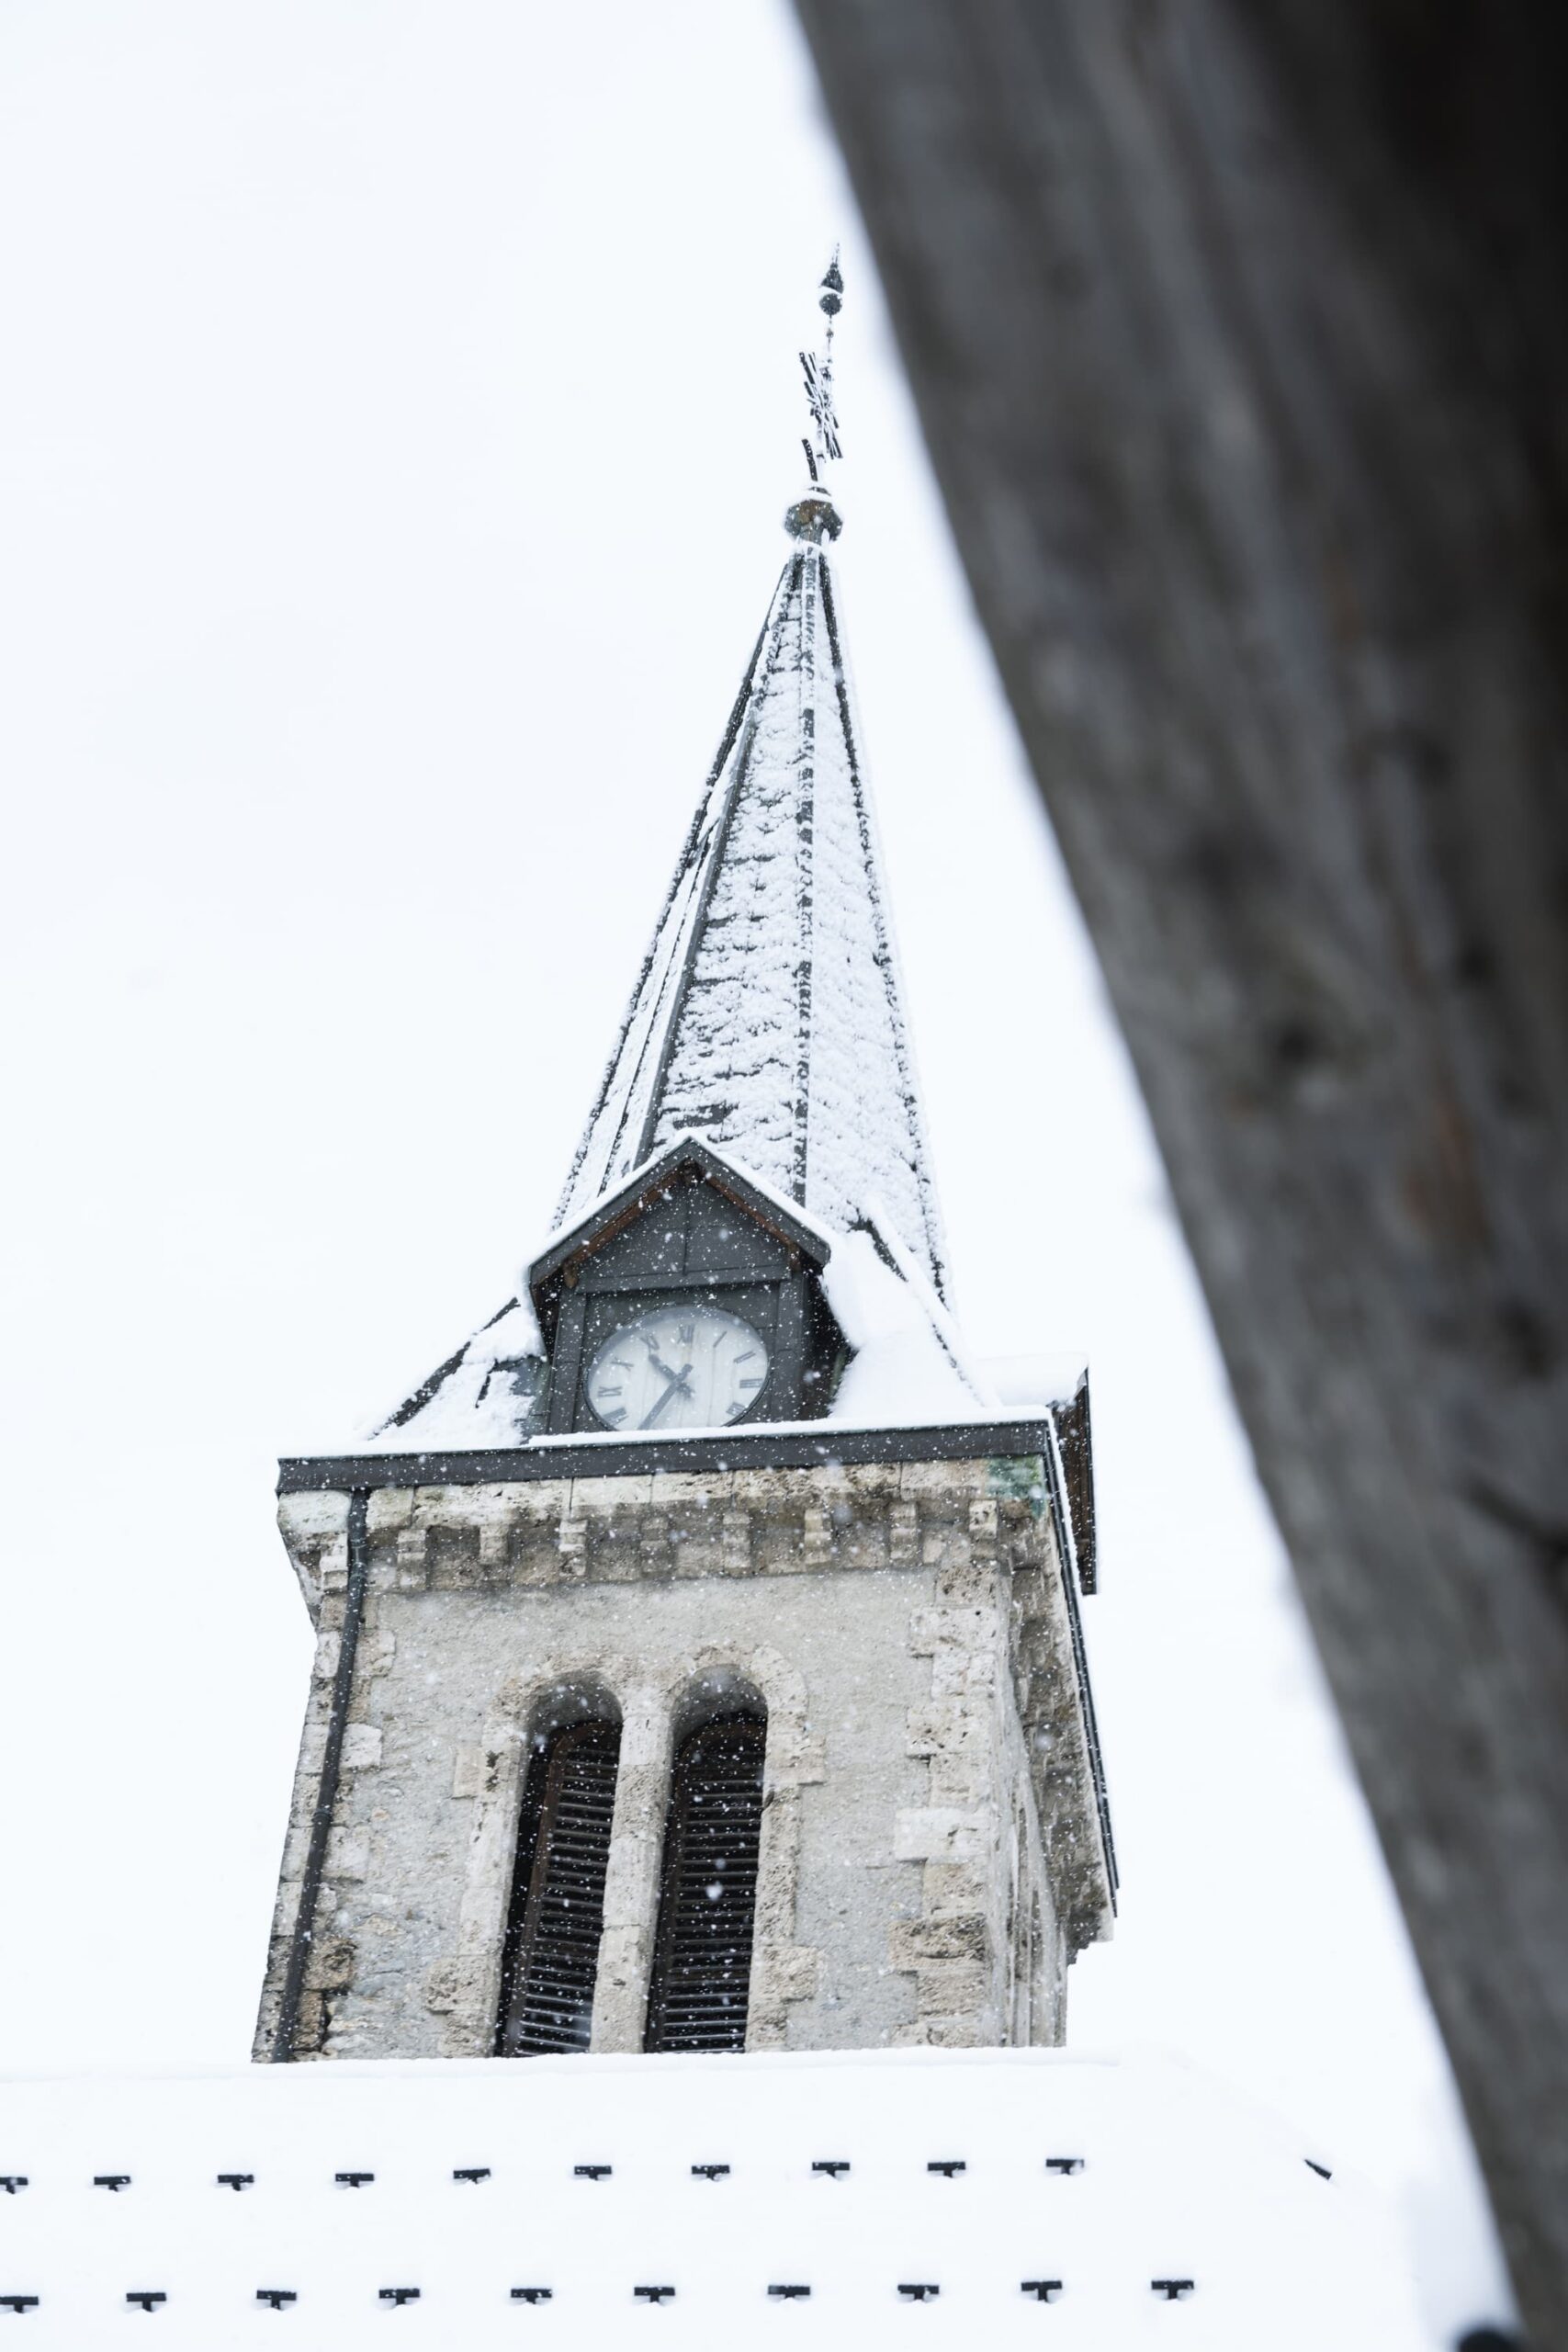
[645,1681,770,2052]
[429,1655,636,2057]
[495,1684,625,2057]
[520,1672,624,1747]
[671,1660,768,1738]
[667,1644,822,2051]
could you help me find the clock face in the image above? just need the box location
[585,1304,770,1432]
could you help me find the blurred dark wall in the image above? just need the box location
[791,3,1568,2338]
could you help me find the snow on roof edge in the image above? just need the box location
[531,1132,840,1285]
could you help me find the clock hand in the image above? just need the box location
[640,1366,694,1430]
[643,1340,686,1386]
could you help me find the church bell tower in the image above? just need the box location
[256,262,1114,2065]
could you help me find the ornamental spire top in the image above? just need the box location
[801,249,843,478]
[786,252,846,546]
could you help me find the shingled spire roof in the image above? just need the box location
[365,263,975,1450]
[552,512,946,1294]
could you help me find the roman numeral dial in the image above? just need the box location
[584,1306,770,1431]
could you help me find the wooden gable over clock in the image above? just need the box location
[527,1139,845,1437]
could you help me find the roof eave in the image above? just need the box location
[526,1136,833,1309]
[1052,1372,1098,1595]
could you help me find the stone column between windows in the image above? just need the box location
[591,1683,673,2052]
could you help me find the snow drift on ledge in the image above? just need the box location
[359,1197,1019,1454]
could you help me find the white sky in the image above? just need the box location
[0,3,1509,2338]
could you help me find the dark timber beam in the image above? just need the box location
[789,2,1568,2336]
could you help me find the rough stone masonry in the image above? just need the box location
[254,1453,1113,2062]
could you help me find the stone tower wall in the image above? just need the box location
[254,1454,1110,2063]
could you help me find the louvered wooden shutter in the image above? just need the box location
[495,1718,620,2056]
[645,1713,766,2052]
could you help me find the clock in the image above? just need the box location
[584,1303,770,1432]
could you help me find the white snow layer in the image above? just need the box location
[821,1226,986,1424]
[982,1355,1088,1413]
[0,2047,1433,2349]
[553,546,946,1292]
[364,1295,545,1450]
[365,535,976,1455]
[547,1135,840,1279]
[369,1194,993,1450]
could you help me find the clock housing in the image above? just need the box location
[528,1140,843,1438]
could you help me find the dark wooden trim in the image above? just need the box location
[529,1138,829,1308]
[578,1261,798,1300]
[543,1292,588,1437]
[278,1415,1062,1496]
[769,1273,810,1423]
[1055,1375,1098,1596]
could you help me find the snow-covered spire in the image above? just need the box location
[553,262,947,1293]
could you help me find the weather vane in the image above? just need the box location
[800,250,844,483]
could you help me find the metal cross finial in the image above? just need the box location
[799,249,844,482]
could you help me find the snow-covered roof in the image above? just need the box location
[529,1135,838,1296]
[357,495,998,1456]
[367,1294,546,1451]
[823,1219,988,1423]
[554,536,946,1294]
[365,1112,995,1451]
[982,1354,1090,1414]
[0,2048,1429,2348]
[365,1177,988,1451]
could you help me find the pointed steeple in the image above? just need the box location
[367,265,965,1449]
[555,263,946,1294]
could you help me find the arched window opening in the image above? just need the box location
[645,1709,766,2052]
[495,1716,621,2056]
